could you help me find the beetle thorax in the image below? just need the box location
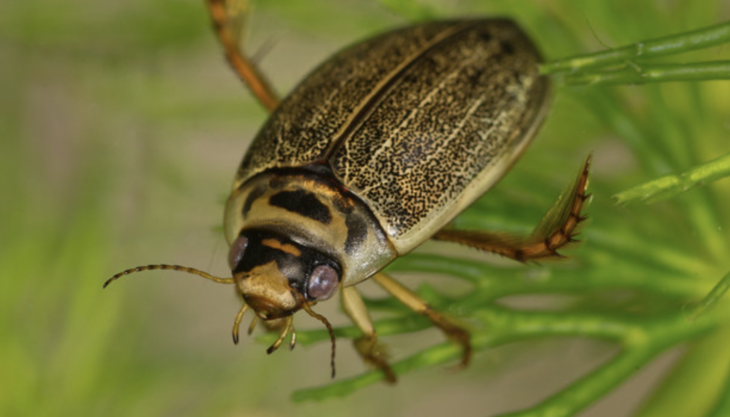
[224,169,397,288]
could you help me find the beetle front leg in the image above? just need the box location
[206,0,279,112]
[370,273,472,367]
[341,286,396,383]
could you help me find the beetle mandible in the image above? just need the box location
[105,0,591,382]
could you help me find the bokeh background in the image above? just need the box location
[3,1,730,416]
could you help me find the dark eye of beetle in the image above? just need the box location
[307,265,339,301]
[228,235,249,270]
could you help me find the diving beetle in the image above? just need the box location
[105,0,591,382]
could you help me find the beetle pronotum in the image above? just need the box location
[105,0,591,382]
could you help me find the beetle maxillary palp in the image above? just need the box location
[231,304,249,344]
[103,264,235,288]
[247,316,258,335]
[289,327,297,350]
[266,316,294,354]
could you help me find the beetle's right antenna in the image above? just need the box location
[301,301,337,379]
[103,264,235,288]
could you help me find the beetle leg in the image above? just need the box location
[341,286,397,383]
[206,0,279,112]
[433,155,592,262]
[371,273,472,368]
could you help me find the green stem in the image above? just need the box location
[499,348,654,417]
[293,309,644,402]
[291,337,466,401]
[614,151,730,204]
[585,230,712,278]
[479,308,639,342]
[498,314,716,417]
[637,327,730,417]
[541,21,730,73]
[389,252,707,299]
[688,270,730,323]
[557,61,730,86]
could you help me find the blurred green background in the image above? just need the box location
[3,1,730,416]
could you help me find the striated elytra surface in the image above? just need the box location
[235,20,550,253]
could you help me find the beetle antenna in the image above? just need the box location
[103,264,235,288]
[301,302,336,379]
[232,304,249,344]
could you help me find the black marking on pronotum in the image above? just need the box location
[242,183,267,216]
[269,190,332,224]
[344,215,368,255]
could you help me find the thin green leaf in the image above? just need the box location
[614,152,730,204]
[687,270,730,323]
[557,61,730,86]
[541,21,730,74]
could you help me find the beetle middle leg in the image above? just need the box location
[370,272,472,368]
[341,286,397,383]
[433,155,592,262]
[206,0,279,112]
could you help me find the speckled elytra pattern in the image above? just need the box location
[235,20,549,241]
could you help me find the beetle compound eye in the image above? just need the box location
[307,265,339,301]
[228,236,249,270]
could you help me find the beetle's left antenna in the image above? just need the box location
[103,264,235,288]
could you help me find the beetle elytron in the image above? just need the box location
[105,0,591,382]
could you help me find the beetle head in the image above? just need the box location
[228,229,341,319]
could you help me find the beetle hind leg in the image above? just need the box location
[433,155,592,262]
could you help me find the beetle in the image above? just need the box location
[105,0,591,382]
